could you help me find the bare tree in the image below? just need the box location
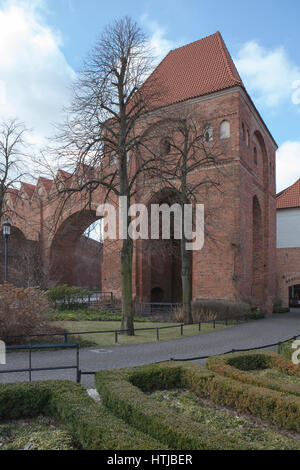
[0,119,30,220]
[50,16,162,335]
[146,107,228,323]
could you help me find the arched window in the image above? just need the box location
[109,151,117,166]
[254,147,258,165]
[242,123,245,141]
[220,120,230,139]
[160,138,171,156]
[203,125,213,142]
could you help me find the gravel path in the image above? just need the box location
[1,311,299,388]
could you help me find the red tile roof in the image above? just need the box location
[147,31,244,109]
[277,178,300,209]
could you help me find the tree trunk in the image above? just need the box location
[181,238,192,324]
[120,236,134,335]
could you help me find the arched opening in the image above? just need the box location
[252,196,264,304]
[50,209,102,289]
[142,188,183,303]
[220,120,230,139]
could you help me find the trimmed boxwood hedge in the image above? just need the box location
[95,359,300,444]
[0,380,167,450]
[206,351,300,397]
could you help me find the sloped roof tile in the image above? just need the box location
[147,31,244,109]
[277,178,300,209]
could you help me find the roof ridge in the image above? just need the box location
[216,31,243,85]
[168,31,220,54]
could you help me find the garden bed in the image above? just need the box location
[95,358,300,449]
[0,416,75,450]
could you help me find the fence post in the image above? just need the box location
[198,322,201,331]
[156,328,159,341]
[115,330,118,344]
[277,341,281,354]
[76,345,80,383]
[29,346,32,382]
[213,320,216,329]
[180,324,184,336]
[64,333,68,344]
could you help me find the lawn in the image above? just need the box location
[50,319,230,347]
[0,416,75,450]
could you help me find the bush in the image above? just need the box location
[191,299,251,322]
[0,284,55,342]
[0,380,167,450]
[95,361,300,446]
[273,307,290,314]
[206,351,300,397]
[47,285,93,310]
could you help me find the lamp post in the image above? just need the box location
[2,221,11,282]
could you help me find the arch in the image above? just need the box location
[50,209,102,288]
[140,187,184,303]
[253,146,258,165]
[220,120,230,139]
[252,196,264,304]
[160,138,171,156]
[241,122,246,141]
[254,130,269,186]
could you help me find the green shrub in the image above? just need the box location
[47,286,93,310]
[273,307,290,314]
[96,360,300,438]
[249,311,265,320]
[191,300,251,322]
[0,380,167,450]
[206,351,300,397]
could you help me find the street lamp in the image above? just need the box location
[2,221,11,282]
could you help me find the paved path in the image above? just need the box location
[1,311,299,388]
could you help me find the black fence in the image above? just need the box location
[0,343,80,383]
[4,318,244,345]
[0,333,299,384]
[170,333,300,362]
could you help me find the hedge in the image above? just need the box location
[95,362,300,448]
[0,380,167,450]
[206,351,300,398]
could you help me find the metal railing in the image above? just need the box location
[170,333,300,361]
[4,318,245,345]
[0,343,80,382]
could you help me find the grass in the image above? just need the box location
[50,319,230,347]
[149,389,300,450]
[0,416,75,450]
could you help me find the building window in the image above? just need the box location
[246,130,250,147]
[220,120,230,139]
[254,147,258,165]
[160,138,171,156]
[242,123,245,141]
[203,125,213,142]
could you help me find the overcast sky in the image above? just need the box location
[0,0,299,192]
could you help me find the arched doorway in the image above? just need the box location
[50,209,102,289]
[142,188,183,303]
[252,196,264,304]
